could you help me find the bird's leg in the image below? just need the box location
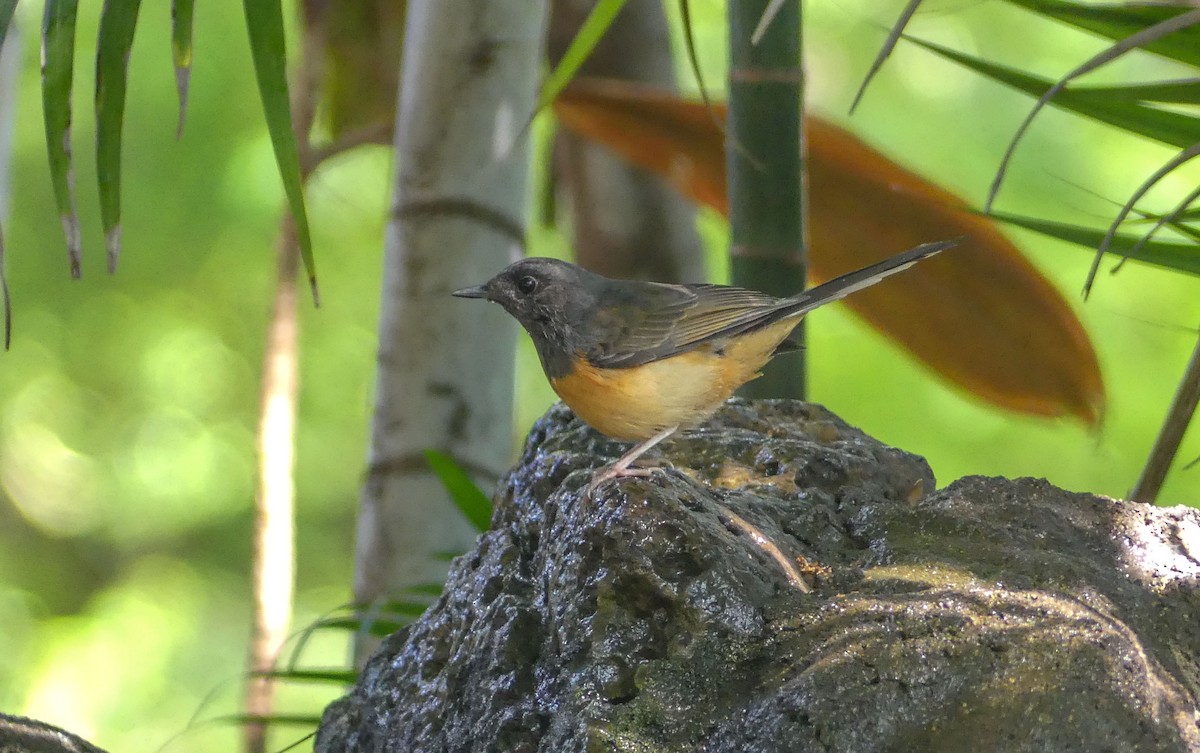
[586,425,679,499]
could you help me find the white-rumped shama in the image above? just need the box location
[454,239,956,496]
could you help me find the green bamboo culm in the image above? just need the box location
[726,0,807,400]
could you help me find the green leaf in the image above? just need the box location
[423,449,492,532]
[906,36,1200,150]
[994,211,1200,277]
[42,0,81,277]
[1168,223,1200,244]
[980,7,1200,208]
[220,713,324,727]
[242,0,319,303]
[535,0,629,113]
[404,582,447,597]
[1080,78,1200,105]
[1087,142,1200,295]
[0,0,18,54]
[1167,206,1200,223]
[254,669,358,684]
[286,601,425,664]
[308,614,412,637]
[96,0,142,274]
[171,0,194,138]
[850,0,923,113]
[1124,185,1200,262]
[1002,0,1200,68]
[314,604,429,625]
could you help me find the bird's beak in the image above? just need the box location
[451,284,488,299]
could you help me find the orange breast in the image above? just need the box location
[549,319,799,441]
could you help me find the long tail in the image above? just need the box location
[774,238,959,320]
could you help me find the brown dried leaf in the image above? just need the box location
[554,79,1105,424]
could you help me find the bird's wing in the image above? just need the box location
[585,239,959,369]
[587,282,787,368]
[664,284,786,343]
[580,281,695,367]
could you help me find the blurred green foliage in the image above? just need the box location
[0,0,1196,751]
[1,2,375,749]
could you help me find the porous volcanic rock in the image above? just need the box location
[0,713,109,753]
[317,400,1200,753]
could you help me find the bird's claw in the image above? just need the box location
[584,464,667,500]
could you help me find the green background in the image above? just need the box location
[1,0,1197,750]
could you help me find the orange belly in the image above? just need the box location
[548,319,798,441]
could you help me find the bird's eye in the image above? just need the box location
[516,276,538,295]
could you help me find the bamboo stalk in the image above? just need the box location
[726,0,806,399]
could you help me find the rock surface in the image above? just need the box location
[317,400,1200,752]
[0,713,108,753]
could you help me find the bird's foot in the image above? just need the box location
[584,463,668,500]
[584,425,681,502]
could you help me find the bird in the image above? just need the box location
[453,239,957,497]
